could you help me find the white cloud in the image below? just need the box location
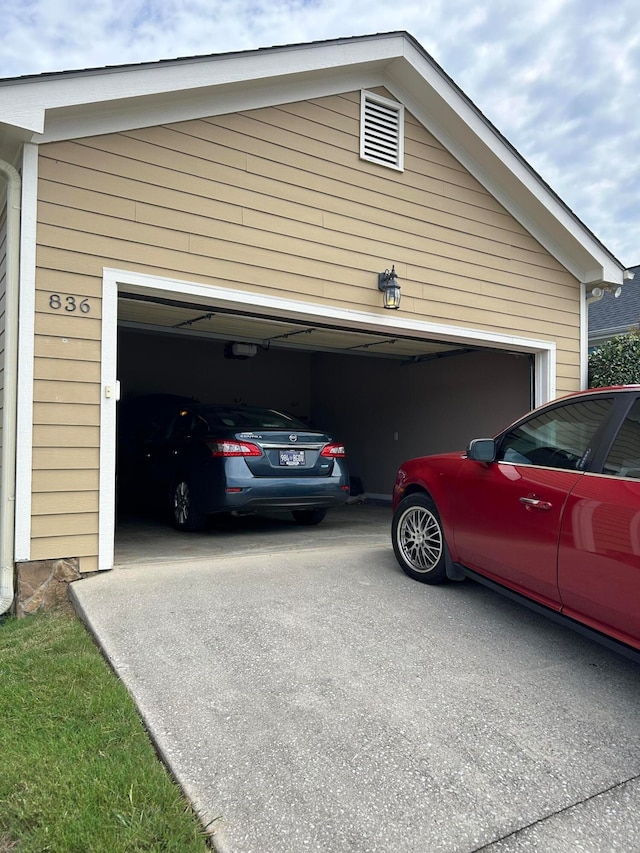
[1,0,639,265]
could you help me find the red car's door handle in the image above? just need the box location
[519,496,552,511]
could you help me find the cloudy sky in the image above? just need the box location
[2,0,639,266]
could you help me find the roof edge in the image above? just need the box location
[0,31,627,283]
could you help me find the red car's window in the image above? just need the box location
[497,397,613,470]
[603,398,640,479]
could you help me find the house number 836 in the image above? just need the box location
[49,294,91,314]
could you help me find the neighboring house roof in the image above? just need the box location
[0,31,627,288]
[589,264,640,346]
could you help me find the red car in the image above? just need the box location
[391,386,640,655]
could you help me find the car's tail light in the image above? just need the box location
[320,443,346,458]
[208,440,262,457]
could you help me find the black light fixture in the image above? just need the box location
[378,265,401,309]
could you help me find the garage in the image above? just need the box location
[116,291,536,495]
[112,281,534,560]
[1,33,628,613]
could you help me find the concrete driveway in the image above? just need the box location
[71,506,640,853]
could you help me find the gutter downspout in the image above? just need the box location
[0,159,21,614]
[581,286,605,387]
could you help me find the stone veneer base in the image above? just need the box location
[15,558,81,617]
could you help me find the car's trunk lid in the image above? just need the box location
[235,428,332,477]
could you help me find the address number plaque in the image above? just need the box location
[47,294,92,314]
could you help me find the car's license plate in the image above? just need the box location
[279,449,305,466]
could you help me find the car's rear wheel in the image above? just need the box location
[392,494,447,584]
[292,508,326,525]
[171,478,206,532]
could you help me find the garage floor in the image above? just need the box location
[114,501,392,566]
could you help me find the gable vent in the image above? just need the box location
[360,91,404,171]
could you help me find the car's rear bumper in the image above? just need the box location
[189,456,349,515]
[226,491,349,511]
[211,480,349,512]
[208,480,350,513]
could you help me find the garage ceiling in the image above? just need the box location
[117,293,480,364]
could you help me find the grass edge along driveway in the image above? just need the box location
[0,609,210,853]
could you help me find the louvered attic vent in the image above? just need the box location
[360,90,404,171]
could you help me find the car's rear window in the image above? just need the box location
[200,407,309,431]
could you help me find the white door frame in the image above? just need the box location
[98,267,556,571]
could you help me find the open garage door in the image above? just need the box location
[115,292,533,509]
[96,269,554,569]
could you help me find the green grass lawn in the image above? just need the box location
[0,609,210,852]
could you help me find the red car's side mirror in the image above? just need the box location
[466,438,497,463]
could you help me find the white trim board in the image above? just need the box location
[99,267,556,571]
[2,36,405,135]
[14,143,38,563]
[98,278,119,571]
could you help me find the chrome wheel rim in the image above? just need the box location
[397,505,443,572]
[173,481,189,525]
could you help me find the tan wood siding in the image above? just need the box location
[32,90,581,565]
[32,447,100,470]
[30,533,98,561]
[32,513,99,538]
[32,490,99,514]
[32,468,99,492]
[79,555,99,572]
[31,258,101,563]
[33,378,101,405]
[33,424,100,448]
[34,402,100,426]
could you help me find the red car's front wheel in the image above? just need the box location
[392,494,448,584]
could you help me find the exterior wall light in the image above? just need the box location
[378,265,401,309]
[586,284,623,307]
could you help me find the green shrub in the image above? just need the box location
[589,330,640,387]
